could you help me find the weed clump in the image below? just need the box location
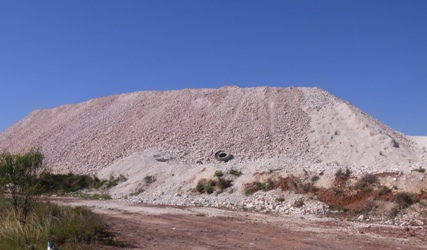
[244,179,276,196]
[412,167,426,173]
[378,185,392,196]
[395,192,418,209]
[0,201,121,249]
[302,182,319,194]
[78,193,112,200]
[335,168,352,180]
[355,174,378,191]
[196,179,206,193]
[214,170,224,177]
[104,175,127,188]
[196,177,233,194]
[228,168,242,177]
[204,184,214,194]
[217,178,232,190]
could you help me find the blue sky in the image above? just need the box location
[0,0,426,135]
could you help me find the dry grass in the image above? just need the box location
[0,200,120,250]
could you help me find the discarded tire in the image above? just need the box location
[214,150,232,162]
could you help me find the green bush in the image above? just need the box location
[217,178,232,190]
[244,182,263,196]
[378,185,392,196]
[204,184,214,194]
[196,179,206,193]
[302,182,319,194]
[104,175,127,188]
[244,179,277,196]
[0,149,45,221]
[0,151,122,249]
[196,177,233,194]
[335,168,352,179]
[228,168,242,177]
[78,193,112,200]
[39,173,105,193]
[355,174,378,191]
[395,192,418,209]
[412,167,426,173]
[214,170,224,177]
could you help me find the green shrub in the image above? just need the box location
[39,173,105,193]
[196,179,206,193]
[214,170,224,177]
[243,179,279,196]
[244,182,260,196]
[244,188,254,196]
[395,192,418,209]
[412,167,426,173]
[79,193,112,200]
[0,149,44,221]
[217,178,232,190]
[355,174,378,191]
[228,168,242,177]
[104,175,127,188]
[335,168,352,179]
[302,182,319,194]
[255,182,266,191]
[332,187,344,196]
[378,185,392,196]
[204,184,214,194]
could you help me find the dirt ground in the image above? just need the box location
[51,197,427,250]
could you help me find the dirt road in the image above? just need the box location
[53,197,427,249]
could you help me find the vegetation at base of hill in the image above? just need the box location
[335,167,352,180]
[38,172,126,196]
[412,167,426,173]
[0,149,124,249]
[0,200,125,249]
[78,192,112,200]
[228,168,243,177]
[242,170,426,218]
[196,177,233,194]
[39,172,105,194]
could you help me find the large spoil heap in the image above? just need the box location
[0,86,423,174]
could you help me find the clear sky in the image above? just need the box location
[0,0,426,135]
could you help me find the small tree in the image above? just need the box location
[0,149,45,222]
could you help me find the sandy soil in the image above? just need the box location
[52,197,427,250]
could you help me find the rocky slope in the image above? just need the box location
[2,86,427,223]
[0,86,424,174]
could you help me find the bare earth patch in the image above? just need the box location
[52,197,427,249]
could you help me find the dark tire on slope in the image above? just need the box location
[215,151,233,162]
